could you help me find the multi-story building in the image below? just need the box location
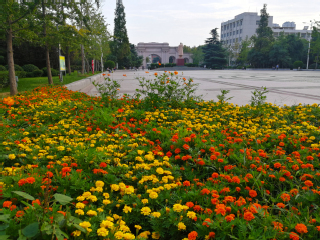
[220,12,312,46]
[220,12,273,45]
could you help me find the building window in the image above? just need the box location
[226,40,228,44]
[236,30,239,34]
[233,31,235,35]
[227,33,229,37]
[239,37,242,42]
[240,29,242,34]
[256,20,260,25]
[233,39,235,43]
[233,22,235,27]
[224,25,226,30]
[240,20,243,25]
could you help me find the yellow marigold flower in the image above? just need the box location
[75,202,85,209]
[82,192,92,197]
[183,205,189,210]
[97,208,104,212]
[111,184,120,191]
[114,231,124,239]
[173,204,183,212]
[177,222,186,230]
[141,199,148,204]
[139,231,151,239]
[23,132,29,135]
[141,207,151,215]
[100,220,114,229]
[103,199,111,205]
[97,227,109,237]
[151,212,161,218]
[124,186,134,195]
[187,211,196,219]
[76,196,85,201]
[135,225,142,230]
[156,167,164,174]
[149,191,158,199]
[103,193,110,198]
[123,233,135,239]
[87,195,98,202]
[152,232,160,239]
[106,216,114,222]
[8,154,16,160]
[72,230,81,237]
[79,221,91,228]
[113,214,120,220]
[87,210,97,216]
[123,205,132,213]
[95,180,104,188]
[57,146,65,151]
[96,187,103,192]
[137,150,144,155]
[75,209,84,215]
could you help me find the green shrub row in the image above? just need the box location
[0,71,9,87]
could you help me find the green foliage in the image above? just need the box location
[93,77,121,106]
[42,67,58,77]
[216,89,233,103]
[112,1,130,68]
[311,26,320,68]
[293,61,304,69]
[184,63,198,67]
[237,37,252,65]
[203,28,227,69]
[0,56,5,65]
[0,71,9,88]
[5,64,23,72]
[15,71,27,78]
[0,65,6,71]
[248,4,274,67]
[135,72,201,109]
[32,69,43,77]
[105,60,115,69]
[26,72,34,78]
[250,87,268,107]
[22,64,39,72]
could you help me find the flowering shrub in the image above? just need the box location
[1,81,320,239]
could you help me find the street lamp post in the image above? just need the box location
[303,20,314,70]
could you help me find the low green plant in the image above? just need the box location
[5,64,23,71]
[0,71,9,88]
[293,61,304,69]
[217,89,233,103]
[0,65,6,71]
[22,64,39,73]
[135,72,201,109]
[250,86,268,107]
[32,69,43,77]
[93,77,121,106]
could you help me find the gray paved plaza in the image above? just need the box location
[70,70,320,106]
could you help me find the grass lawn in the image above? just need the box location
[0,71,101,96]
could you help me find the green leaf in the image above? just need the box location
[12,191,35,201]
[0,215,10,223]
[0,236,11,240]
[55,228,68,240]
[53,194,73,205]
[73,224,86,233]
[0,224,9,231]
[22,222,39,238]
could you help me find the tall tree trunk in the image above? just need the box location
[66,46,71,74]
[81,44,84,74]
[7,24,18,96]
[42,0,53,84]
[85,58,89,73]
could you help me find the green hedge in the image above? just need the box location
[0,65,6,71]
[15,71,27,78]
[23,64,39,72]
[5,64,23,71]
[33,69,43,77]
[42,67,59,77]
[0,71,9,87]
[184,63,197,67]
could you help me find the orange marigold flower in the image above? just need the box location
[295,223,308,234]
[3,201,12,208]
[207,232,215,239]
[272,221,283,231]
[183,181,191,187]
[276,203,286,208]
[10,205,17,211]
[183,144,190,150]
[304,180,313,187]
[290,189,299,196]
[280,193,291,202]
[249,190,257,198]
[225,214,235,222]
[186,202,194,208]
[32,199,41,206]
[243,211,255,221]
[289,232,299,240]
[316,226,320,231]
[188,231,198,240]
[16,210,24,218]
[279,177,286,182]
[214,204,226,216]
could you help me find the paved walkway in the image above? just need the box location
[79,69,320,106]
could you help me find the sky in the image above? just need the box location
[100,0,319,47]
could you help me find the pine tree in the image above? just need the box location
[112,0,130,68]
[248,4,274,67]
[203,28,227,69]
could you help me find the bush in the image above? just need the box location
[0,65,6,71]
[33,69,43,77]
[105,60,115,69]
[0,71,9,87]
[0,56,5,65]
[22,64,39,73]
[308,63,320,69]
[293,61,304,69]
[15,71,27,78]
[42,67,59,77]
[184,63,197,67]
[5,64,23,71]
[26,72,34,78]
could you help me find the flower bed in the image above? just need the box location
[1,84,320,240]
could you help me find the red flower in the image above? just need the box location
[295,223,308,234]
[118,108,124,113]
[183,144,190,150]
[86,127,92,132]
[188,231,198,240]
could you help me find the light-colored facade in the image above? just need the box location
[221,12,312,45]
[220,12,273,45]
[136,42,193,67]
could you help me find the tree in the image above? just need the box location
[237,37,252,65]
[129,44,143,68]
[0,0,39,95]
[311,26,320,69]
[248,4,274,67]
[202,28,227,69]
[112,0,130,68]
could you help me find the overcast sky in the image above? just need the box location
[101,0,319,47]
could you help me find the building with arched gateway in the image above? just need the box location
[136,42,193,67]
